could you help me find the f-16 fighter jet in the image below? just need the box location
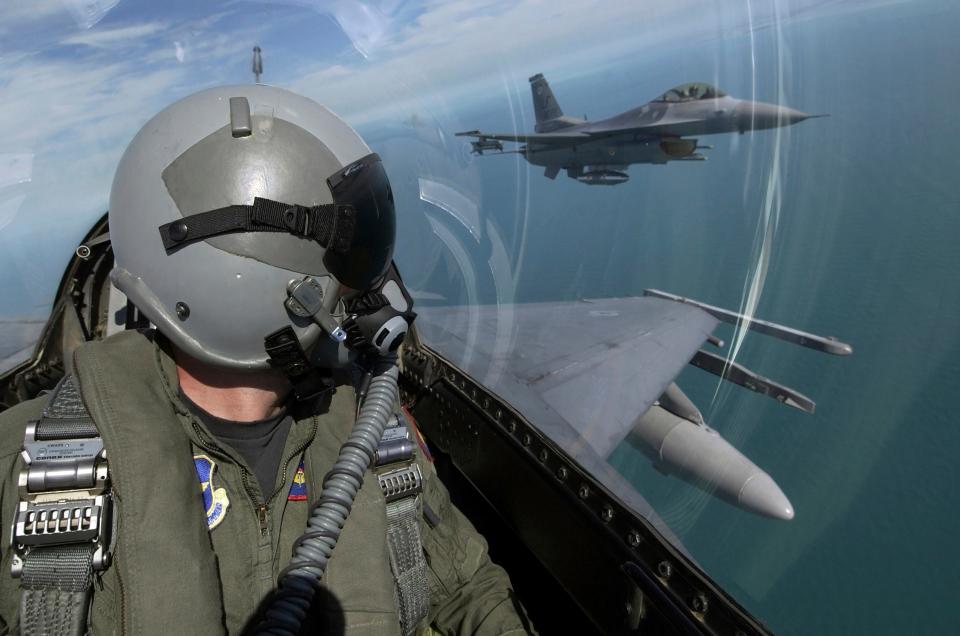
[457,73,825,185]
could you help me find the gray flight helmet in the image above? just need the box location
[109,84,392,370]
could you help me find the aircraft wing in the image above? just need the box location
[414,296,716,553]
[582,118,707,139]
[415,296,718,459]
[455,129,590,145]
[455,126,700,152]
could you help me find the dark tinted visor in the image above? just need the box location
[324,153,396,289]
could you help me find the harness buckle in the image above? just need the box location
[377,463,423,503]
[375,415,423,502]
[10,421,113,578]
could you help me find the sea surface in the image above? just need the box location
[379,3,960,634]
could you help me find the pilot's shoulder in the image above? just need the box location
[80,327,155,356]
[0,396,45,460]
[0,332,154,459]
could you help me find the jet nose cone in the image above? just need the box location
[780,106,812,124]
[738,473,795,520]
[737,102,818,131]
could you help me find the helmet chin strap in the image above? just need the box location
[262,326,334,402]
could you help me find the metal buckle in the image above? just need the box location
[10,421,113,578]
[375,417,415,467]
[375,414,422,502]
[377,463,423,503]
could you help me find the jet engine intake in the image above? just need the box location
[659,138,697,158]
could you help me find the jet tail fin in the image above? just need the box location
[529,73,564,131]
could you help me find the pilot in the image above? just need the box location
[0,86,531,635]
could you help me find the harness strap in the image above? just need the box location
[376,414,431,635]
[385,496,431,636]
[13,376,112,636]
[21,545,93,636]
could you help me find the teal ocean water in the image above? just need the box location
[381,3,960,634]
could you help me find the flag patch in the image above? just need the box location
[288,459,307,501]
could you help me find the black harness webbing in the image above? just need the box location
[21,545,94,635]
[15,376,111,636]
[158,196,356,252]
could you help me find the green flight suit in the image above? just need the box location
[0,330,529,635]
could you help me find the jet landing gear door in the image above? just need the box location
[398,314,774,636]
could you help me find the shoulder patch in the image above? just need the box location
[194,454,230,530]
[288,459,307,501]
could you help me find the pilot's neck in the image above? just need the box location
[173,348,291,422]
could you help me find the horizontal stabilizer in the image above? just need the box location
[643,289,853,355]
[690,349,816,413]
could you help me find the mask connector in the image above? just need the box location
[285,276,346,342]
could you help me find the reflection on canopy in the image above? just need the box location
[653,82,727,102]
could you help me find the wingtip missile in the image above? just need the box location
[642,288,854,356]
[469,139,503,155]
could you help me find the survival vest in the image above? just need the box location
[9,331,428,635]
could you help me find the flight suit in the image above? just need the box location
[0,330,528,635]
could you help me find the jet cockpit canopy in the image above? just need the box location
[654,82,727,102]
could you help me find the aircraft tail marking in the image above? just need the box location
[529,73,564,131]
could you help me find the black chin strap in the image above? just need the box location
[158,197,355,252]
[264,326,333,402]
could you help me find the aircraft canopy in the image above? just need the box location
[654,82,727,102]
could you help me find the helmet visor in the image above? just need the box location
[324,153,396,289]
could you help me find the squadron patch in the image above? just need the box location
[194,454,230,530]
[288,459,307,501]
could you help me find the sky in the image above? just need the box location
[0,0,903,306]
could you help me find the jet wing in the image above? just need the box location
[582,117,707,139]
[414,296,716,554]
[455,129,590,145]
[415,296,718,459]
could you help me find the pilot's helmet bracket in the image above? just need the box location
[285,276,346,343]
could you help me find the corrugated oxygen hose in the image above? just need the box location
[254,361,399,635]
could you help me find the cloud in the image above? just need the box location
[279,0,903,127]
[0,6,275,322]
[286,0,709,125]
[1,0,71,28]
[60,0,122,30]
[61,21,167,48]
[0,0,898,327]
